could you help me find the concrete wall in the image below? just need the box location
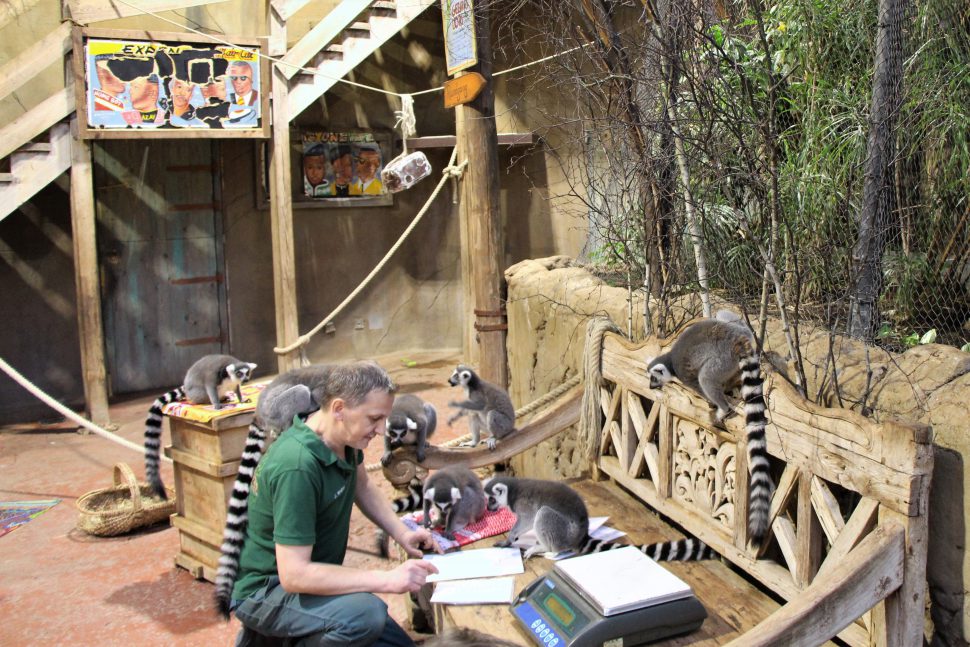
[504,256,970,646]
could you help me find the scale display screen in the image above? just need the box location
[514,577,591,641]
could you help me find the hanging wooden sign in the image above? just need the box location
[441,0,478,75]
[443,72,486,109]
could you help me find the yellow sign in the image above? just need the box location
[443,72,486,108]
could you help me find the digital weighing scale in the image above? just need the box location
[510,569,707,647]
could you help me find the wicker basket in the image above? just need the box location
[76,462,175,537]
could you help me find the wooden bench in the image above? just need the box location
[386,327,933,646]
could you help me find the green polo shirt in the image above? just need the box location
[232,415,363,601]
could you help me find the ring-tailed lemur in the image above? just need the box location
[447,365,516,450]
[646,318,773,548]
[214,364,339,619]
[483,476,715,561]
[144,355,256,499]
[382,393,437,466]
[376,467,486,556]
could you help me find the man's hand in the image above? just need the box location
[397,527,442,558]
[384,559,439,593]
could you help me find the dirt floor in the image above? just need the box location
[0,350,464,646]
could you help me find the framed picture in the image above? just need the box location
[300,131,393,206]
[73,27,269,139]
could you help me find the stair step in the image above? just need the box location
[346,21,372,34]
[371,1,396,8]
[0,173,13,183]
[19,142,53,153]
[370,1,396,17]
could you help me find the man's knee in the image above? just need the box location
[303,593,387,646]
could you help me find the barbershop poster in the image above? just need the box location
[301,131,389,204]
[82,35,264,134]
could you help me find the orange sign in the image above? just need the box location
[443,72,486,109]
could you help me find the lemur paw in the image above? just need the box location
[458,440,477,448]
[380,453,392,467]
[494,539,512,548]
[486,438,497,450]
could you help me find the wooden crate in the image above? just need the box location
[163,411,254,582]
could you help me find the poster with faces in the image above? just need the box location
[84,37,262,131]
[301,131,387,200]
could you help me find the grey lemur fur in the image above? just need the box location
[144,354,256,499]
[646,318,773,548]
[483,476,714,561]
[447,364,516,450]
[421,466,486,540]
[382,393,437,466]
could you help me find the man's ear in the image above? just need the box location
[331,398,345,420]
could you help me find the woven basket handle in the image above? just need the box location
[113,462,143,515]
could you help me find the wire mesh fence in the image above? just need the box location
[489,0,969,371]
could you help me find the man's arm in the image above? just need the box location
[354,464,440,558]
[276,544,436,596]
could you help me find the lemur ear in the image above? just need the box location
[406,418,418,430]
[451,487,461,501]
[645,356,655,365]
[424,487,435,501]
[248,363,258,371]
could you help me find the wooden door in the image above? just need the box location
[93,140,228,394]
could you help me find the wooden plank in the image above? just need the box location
[270,0,313,21]
[0,87,74,161]
[268,55,301,373]
[277,0,372,80]
[723,523,905,647]
[405,133,535,148]
[164,445,240,477]
[796,472,823,588]
[0,22,72,102]
[598,385,621,456]
[657,409,673,499]
[65,0,229,25]
[171,511,222,547]
[619,389,636,472]
[816,497,879,580]
[773,516,798,582]
[383,387,582,482]
[268,4,286,56]
[811,476,846,545]
[69,119,110,426]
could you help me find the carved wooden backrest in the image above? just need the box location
[592,330,933,647]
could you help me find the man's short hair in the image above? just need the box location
[329,144,353,163]
[230,61,253,73]
[304,143,327,158]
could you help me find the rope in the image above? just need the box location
[274,148,467,355]
[364,374,582,472]
[0,356,170,462]
[578,317,622,466]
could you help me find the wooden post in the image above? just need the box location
[456,7,507,387]
[268,7,301,373]
[69,118,110,425]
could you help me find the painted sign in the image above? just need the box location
[81,34,264,134]
[301,131,391,205]
[443,72,486,108]
[441,0,477,75]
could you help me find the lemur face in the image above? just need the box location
[647,362,673,390]
[484,481,509,512]
[448,366,474,387]
[385,416,418,448]
[228,363,257,384]
[423,486,462,527]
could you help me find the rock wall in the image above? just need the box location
[505,256,970,646]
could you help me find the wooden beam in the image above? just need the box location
[69,118,110,426]
[268,15,301,374]
[382,386,582,483]
[723,523,905,647]
[457,8,507,388]
[270,0,313,22]
[405,133,535,149]
[277,0,371,80]
[0,87,74,161]
[0,23,72,103]
[64,0,229,25]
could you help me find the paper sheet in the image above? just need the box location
[430,576,517,605]
[423,547,524,583]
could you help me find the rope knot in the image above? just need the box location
[443,160,469,179]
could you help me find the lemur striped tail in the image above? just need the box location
[578,536,715,561]
[214,421,267,620]
[144,387,185,499]
[377,479,424,558]
[740,345,771,548]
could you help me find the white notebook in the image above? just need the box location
[553,546,693,616]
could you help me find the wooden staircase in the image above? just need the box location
[281,0,438,119]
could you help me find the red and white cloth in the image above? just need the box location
[402,507,517,552]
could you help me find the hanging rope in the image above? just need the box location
[578,317,622,466]
[274,148,467,355]
[0,356,169,462]
[364,373,583,472]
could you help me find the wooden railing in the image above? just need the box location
[594,330,933,646]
